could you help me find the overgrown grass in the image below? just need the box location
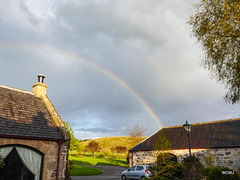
[69,165,102,176]
[79,136,146,150]
[69,155,128,166]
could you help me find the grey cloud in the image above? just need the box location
[0,0,239,140]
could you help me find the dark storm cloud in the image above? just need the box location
[0,0,239,139]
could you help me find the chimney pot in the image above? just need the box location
[38,74,45,83]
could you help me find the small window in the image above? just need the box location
[129,166,136,171]
[136,166,144,171]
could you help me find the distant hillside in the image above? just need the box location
[80,136,146,150]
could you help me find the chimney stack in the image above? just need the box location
[32,74,47,97]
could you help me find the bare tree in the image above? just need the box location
[127,125,146,147]
[127,125,146,137]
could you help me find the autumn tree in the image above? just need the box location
[116,146,127,153]
[87,140,101,157]
[188,0,240,103]
[153,132,172,164]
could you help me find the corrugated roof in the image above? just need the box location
[130,118,240,151]
[0,85,64,140]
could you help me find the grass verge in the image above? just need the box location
[69,165,102,176]
[69,155,128,166]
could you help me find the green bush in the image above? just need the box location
[204,167,240,180]
[182,156,204,180]
[110,154,118,159]
[151,161,182,180]
[96,153,105,158]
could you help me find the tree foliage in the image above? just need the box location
[87,140,101,157]
[188,0,240,103]
[115,146,127,153]
[63,121,80,151]
[153,132,172,164]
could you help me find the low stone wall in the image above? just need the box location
[0,138,69,180]
[130,148,240,171]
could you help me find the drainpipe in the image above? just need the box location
[56,140,64,180]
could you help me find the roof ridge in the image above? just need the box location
[163,118,240,129]
[0,84,33,95]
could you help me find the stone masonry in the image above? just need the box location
[130,148,240,171]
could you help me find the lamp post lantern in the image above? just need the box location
[183,121,192,156]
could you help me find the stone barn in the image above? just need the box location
[129,119,240,171]
[0,75,70,180]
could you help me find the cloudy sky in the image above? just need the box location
[0,0,239,139]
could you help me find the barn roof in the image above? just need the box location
[0,85,65,140]
[130,118,240,151]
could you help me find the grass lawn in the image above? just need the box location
[69,155,128,166]
[70,165,102,176]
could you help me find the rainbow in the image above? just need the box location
[0,42,164,128]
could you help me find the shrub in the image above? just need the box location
[68,160,73,171]
[110,154,118,159]
[182,156,204,180]
[116,146,127,153]
[204,167,240,180]
[96,153,105,158]
[157,153,172,167]
[0,155,5,169]
[202,153,216,167]
[151,161,182,180]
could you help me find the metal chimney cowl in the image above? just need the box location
[38,74,45,83]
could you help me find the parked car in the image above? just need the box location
[121,165,154,180]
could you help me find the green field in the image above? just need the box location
[69,155,128,166]
[69,165,102,176]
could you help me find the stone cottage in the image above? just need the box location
[0,75,70,180]
[129,119,240,171]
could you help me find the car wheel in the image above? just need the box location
[140,176,147,180]
[121,175,127,180]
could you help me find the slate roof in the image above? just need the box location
[0,85,64,140]
[130,118,240,151]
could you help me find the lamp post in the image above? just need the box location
[183,121,192,156]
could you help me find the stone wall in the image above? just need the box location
[130,148,240,171]
[0,138,69,180]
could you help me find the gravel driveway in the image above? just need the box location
[70,165,127,180]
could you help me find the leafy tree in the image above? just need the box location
[188,0,240,103]
[153,132,172,164]
[63,121,79,151]
[87,140,101,157]
[116,146,127,153]
[202,153,216,167]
